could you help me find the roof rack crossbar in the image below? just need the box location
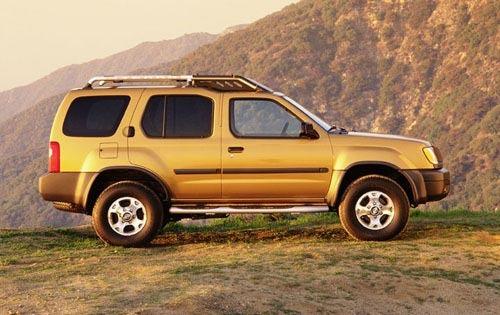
[84,75,194,89]
[83,74,273,92]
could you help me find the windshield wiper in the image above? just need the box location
[328,125,348,134]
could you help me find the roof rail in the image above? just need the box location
[83,74,273,92]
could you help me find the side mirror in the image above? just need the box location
[300,122,319,139]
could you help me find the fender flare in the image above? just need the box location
[329,161,422,207]
[83,166,171,210]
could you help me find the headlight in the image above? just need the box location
[423,147,439,165]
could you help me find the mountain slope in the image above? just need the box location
[143,0,498,210]
[0,94,72,228]
[0,32,218,123]
[0,0,498,228]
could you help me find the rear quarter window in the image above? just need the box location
[62,96,130,137]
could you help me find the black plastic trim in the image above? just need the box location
[334,161,421,207]
[174,169,221,175]
[223,167,329,174]
[84,166,172,207]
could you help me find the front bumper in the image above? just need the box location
[402,168,450,205]
[420,168,450,202]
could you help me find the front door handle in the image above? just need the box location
[228,146,244,153]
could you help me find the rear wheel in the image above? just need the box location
[92,181,164,247]
[339,175,409,241]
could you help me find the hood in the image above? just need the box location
[344,131,431,146]
[328,131,435,170]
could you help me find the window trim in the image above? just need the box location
[229,97,306,139]
[140,94,215,139]
[62,95,130,138]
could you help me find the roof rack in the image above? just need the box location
[83,74,273,92]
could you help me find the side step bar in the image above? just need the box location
[169,206,330,214]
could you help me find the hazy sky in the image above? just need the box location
[0,0,297,91]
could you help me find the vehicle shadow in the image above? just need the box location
[42,221,464,248]
[150,225,350,247]
[149,221,463,247]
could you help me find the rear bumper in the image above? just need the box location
[39,172,97,213]
[403,168,450,205]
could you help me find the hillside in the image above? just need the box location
[0,0,498,228]
[1,212,499,313]
[0,32,218,124]
[143,0,499,210]
[0,94,78,227]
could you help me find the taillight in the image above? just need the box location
[49,141,60,173]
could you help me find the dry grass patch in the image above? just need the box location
[0,210,498,314]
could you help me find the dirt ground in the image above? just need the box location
[0,213,498,314]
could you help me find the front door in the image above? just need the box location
[128,88,221,200]
[221,94,333,202]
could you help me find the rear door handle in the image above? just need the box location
[228,146,244,153]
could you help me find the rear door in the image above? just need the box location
[128,88,221,200]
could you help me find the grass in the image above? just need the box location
[0,210,498,314]
[162,209,498,234]
[162,212,340,233]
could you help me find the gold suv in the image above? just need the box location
[39,75,450,246]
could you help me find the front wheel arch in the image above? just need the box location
[332,163,417,208]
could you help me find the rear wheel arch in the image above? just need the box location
[333,162,417,208]
[84,166,170,213]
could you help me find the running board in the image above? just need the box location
[169,206,330,214]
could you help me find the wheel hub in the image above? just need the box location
[107,197,147,236]
[370,206,381,216]
[121,212,133,222]
[355,190,395,230]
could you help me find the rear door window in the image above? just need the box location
[141,95,213,138]
[63,96,130,137]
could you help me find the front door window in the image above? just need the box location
[230,99,302,138]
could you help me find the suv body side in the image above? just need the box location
[39,86,449,212]
[128,89,334,203]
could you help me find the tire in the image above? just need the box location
[339,175,409,241]
[92,181,164,247]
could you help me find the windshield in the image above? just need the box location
[282,95,331,131]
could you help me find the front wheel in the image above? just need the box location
[339,175,409,241]
[92,181,164,247]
